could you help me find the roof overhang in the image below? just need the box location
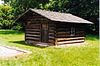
[15,8,94,24]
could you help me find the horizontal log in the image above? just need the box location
[56,32,70,35]
[31,26,40,29]
[49,34,55,36]
[57,33,70,35]
[49,30,55,33]
[57,41,84,45]
[57,34,69,36]
[49,33,55,36]
[27,22,41,27]
[58,38,84,42]
[26,27,40,29]
[49,32,55,35]
[49,36,55,39]
[56,34,84,38]
[57,33,84,36]
[49,28,55,30]
[57,40,84,45]
[57,37,84,41]
[57,35,70,37]
[26,34,40,38]
[49,30,55,32]
[26,37,40,40]
[48,40,55,43]
[31,24,40,26]
[76,33,84,35]
[57,28,70,30]
[57,30,68,32]
[26,31,40,34]
[26,32,40,35]
[48,37,55,40]
[75,34,84,36]
[26,29,41,32]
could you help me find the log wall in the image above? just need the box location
[55,23,85,45]
[25,23,41,44]
[55,37,85,45]
[25,12,49,44]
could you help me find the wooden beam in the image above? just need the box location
[57,40,84,44]
[57,41,84,45]
[57,37,84,41]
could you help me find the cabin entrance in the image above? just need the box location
[41,24,48,42]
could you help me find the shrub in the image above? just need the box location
[0,5,14,29]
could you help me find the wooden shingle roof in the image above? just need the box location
[16,8,93,24]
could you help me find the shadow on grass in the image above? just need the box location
[0,30,23,34]
[10,40,47,48]
[86,34,99,40]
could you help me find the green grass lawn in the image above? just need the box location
[0,30,99,66]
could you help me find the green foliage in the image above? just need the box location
[2,0,99,34]
[40,0,69,12]
[11,23,23,31]
[0,5,14,29]
[67,0,99,34]
[3,0,49,16]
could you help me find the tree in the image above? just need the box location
[2,0,49,17]
[2,0,99,34]
[66,0,99,34]
[0,5,14,29]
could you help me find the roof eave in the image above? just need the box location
[51,19,94,24]
[15,8,94,24]
[15,8,32,22]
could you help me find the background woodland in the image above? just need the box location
[0,0,99,34]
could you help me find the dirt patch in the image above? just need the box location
[0,46,32,58]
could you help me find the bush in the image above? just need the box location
[0,5,14,29]
[11,23,23,31]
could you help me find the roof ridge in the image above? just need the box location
[30,8,71,15]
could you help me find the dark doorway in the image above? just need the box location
[41,24,48,42]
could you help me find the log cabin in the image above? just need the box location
[15,8,93,46]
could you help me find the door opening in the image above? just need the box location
[41,24,48,42]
